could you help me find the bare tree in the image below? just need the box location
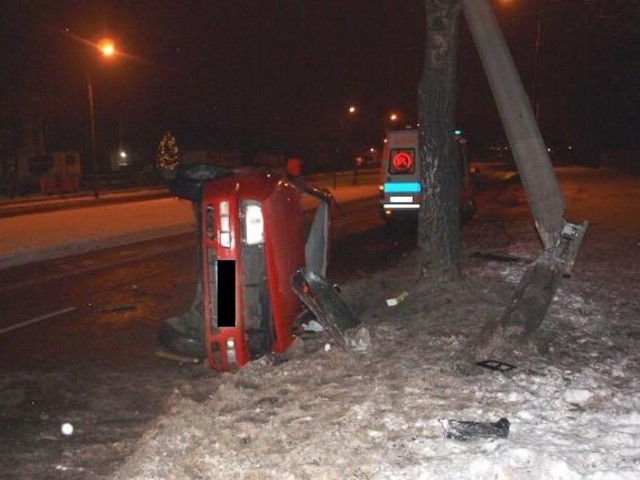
[417,0,462,283]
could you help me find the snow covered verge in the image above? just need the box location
[112,170,640,480]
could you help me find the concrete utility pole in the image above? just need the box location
[460,0,587,361]
[461,0,565,249]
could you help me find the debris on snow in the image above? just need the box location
[476,359,516,372]
[301,319,324,332]
[440,417,510,441]
[386,290,409,306]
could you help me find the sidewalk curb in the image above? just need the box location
[0,189,171,219]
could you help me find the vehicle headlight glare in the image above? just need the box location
[244,203,264,245]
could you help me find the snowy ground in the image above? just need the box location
[107,166,638,479]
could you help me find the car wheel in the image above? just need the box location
[461,200,476,223]
[158,315,207,359]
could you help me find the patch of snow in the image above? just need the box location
[111,167,640,480]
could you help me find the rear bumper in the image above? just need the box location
[379,203,419,222]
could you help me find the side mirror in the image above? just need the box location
[286,157,302,177]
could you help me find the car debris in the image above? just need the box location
[476,359,516,372]
[440,417,510,441]
[386,291,409,307]
[301,319,325,332]
[291,269,367,355]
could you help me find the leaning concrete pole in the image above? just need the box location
[461,0,565,248]
[461,0,588,362]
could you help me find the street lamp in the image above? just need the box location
[339,104,358,135]
[531,0,543,119]
[87,38,117,176]
[98,39,116,57]
[337,104,358,168]
[384,112,400,134]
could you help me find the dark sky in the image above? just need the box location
[2,0,639,155]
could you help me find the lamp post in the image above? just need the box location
[340,104,357,132]
[87,76,97,174]
[531,0,543,120]
[87,38,116,176]
[335,104,357,170]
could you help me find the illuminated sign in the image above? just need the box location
[391,151,413,172]
[383,182,421,193]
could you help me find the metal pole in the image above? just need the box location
[531,0,543,120]
[87,75,97,174]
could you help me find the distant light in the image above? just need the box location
[389,113,398,122]
[348,105,357,114]
[116,150,129,167]
[98,39,116,57]
[454,129,463,136]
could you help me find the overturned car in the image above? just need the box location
[159,164,338,371]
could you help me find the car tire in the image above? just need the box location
[158,315,207,359]
[461,199,476,223]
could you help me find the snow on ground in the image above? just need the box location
[112,167,640,480]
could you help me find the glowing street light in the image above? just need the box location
[98,38,116,57]
[384,112,401,134]
[340,104,358,133]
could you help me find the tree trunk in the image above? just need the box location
[417,0,462,282]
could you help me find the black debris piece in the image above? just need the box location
[476,359,516,372]
[441,418,510,441]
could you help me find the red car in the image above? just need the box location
[159,165,333,371]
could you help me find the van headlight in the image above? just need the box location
[243,201,264,245]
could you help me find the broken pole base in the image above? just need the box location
[474,255,563,362]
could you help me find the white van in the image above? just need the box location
[379,128,475,223]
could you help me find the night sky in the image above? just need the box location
[1,0,638,159]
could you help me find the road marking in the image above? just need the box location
[0,307,77,336]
